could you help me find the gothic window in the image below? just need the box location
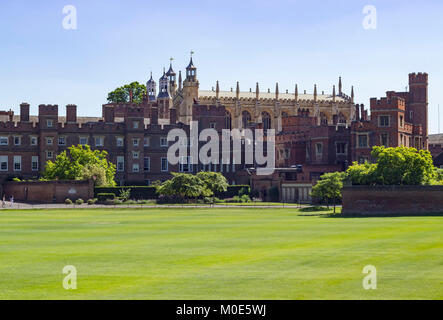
[242,111,251,128]
[262,112,271,130]
[225,111,232,130]
[338,112,346,124]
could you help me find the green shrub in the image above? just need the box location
[119,188,131,201]
[75,199,84,205]
[114,199,123,205]
[87,199,96,205]
[65,198,73,205]
[94,187,157,200]
[97,193,115,202]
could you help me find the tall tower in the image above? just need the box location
[408,72,428,148]
[158,68,171,119]
[180,53,199,124]
[146,72,157,101]
[166,59,177,96]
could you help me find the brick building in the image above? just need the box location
[0,55,431,202]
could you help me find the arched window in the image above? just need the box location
[262,111,271,130]
[320,112,328,125]
[225,111,232,130]
[242,111,251,128]
[338,112,346,124]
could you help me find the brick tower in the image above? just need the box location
[408,73,428,148]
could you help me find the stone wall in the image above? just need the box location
[3,180,94,203]
[342,185,443,216]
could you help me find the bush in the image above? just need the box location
[75,199,84,205]
[119,188,131,201]
[97,193,115,202]
[156,196,187,204]
[65,198,73,205]
[216,185,251,199]
[95,186,158,200]
[87,199,97,205]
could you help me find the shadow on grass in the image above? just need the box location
[323,212,443,218]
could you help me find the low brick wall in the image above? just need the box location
[3,180,94,204]
[342,185,443,216]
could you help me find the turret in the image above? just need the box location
[146,72,157,101]
[166,59,177,95]
[158,68,170,99]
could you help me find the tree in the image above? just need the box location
[157,173,205,201]
[347,146,436,186]
[42,145,116,186]
[107,82,146,104]
[196,172,229,199]
[311,172,346,213]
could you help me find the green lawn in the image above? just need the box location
[0,208,442,300]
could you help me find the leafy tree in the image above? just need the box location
[196,172,229,198]
[347,146,437,186]
[311,172,346,212]
[107,82,147,104]
[42,145,116,187]
[157,173,205,201]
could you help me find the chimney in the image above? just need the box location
[66,104,77,123]
[360,104,365,121]
[170,107,177,124]
[20,103,30,122]
[151,106,158,125]
[355,104,360,121]
[129,89,133,102]
[104,105,115,123]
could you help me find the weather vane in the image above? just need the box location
[191,50,194,57]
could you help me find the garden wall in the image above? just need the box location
[3,180,94,204]
[342,185,443,216]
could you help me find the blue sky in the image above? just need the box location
[0,0,442,133]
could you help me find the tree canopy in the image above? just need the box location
[347,146,436,186]
[42,145,116,186]
[107,82,146,104]
[311,172,346,208]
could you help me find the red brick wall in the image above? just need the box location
[3,180,94,203]
[342,185,443,216]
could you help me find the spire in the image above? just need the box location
[186,51,197,81]
[216,81,220,100]
[351,86,354,103]
[333,85,336,102]
[166,58,176,77]
[178,71,182,90]
[338,77,342,96]
[236,82,240,100]
[256,82,260,100]
[295,84,298,101]
[314,84,317,102]
[275,82,279,100]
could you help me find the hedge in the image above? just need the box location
[97,193,115,202]
[94,187,158,200]
[94,185,250,200]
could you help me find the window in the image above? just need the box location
[144,137,150,147]
[209,122,216,129]
[30,136,38,146]
[144,157,150,172]
[315,143,323,155]
[47,119,53,128]
[358,134,368,148]
[133,121,139,129]
[14,136,21,146]
[58,136,66,146]
[132,138,139,147]
[160,137,168,147]
[79,137,88,145]
[180,156,193,173]
[380,134,389,147]
[0,156,8,171]
[399,115,404,127]
[13,156,21,171]
[46,151,53,159]
[358,156,369,164]
[116,137,124,147]
[46,137,53,145]
[133,151,139,159]
[0,136,8,146]
[132,163,140,173]
[161,157,168,172]
[284,149,290,160]
[336,142,347,155]
[32,156,39,171]
[95,136,104,147]
[410,111,413,120]
[117,156,125,172]
[379,115,390,127]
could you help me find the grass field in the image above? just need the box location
[0,207,442,300]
